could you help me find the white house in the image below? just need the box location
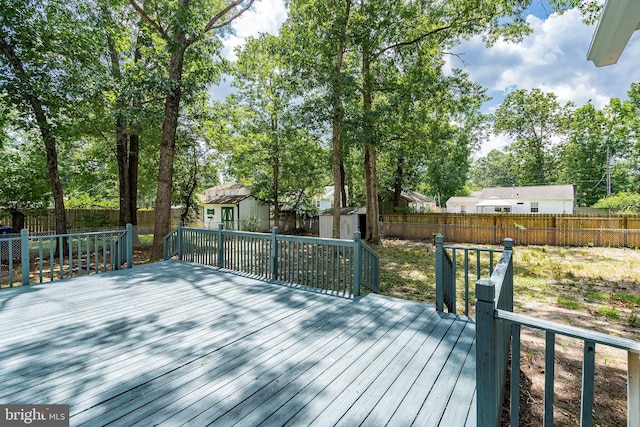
[446,184,576,214]
[200,184,270,232]
[587,0,640,67]
[314,185,349,211]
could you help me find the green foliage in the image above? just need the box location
[494,88,570,186]
[0,138,50,214]
[593,192,640,213]
[65,194,118,209]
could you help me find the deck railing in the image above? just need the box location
[163,225,379,296]
[434,235,505,315]
[0,224,132,288]
[474,239,640,427]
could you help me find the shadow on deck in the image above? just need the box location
[0,261,476,426]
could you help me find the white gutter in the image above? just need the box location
[587,0,640,67]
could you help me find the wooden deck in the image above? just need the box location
[0,261,476,426]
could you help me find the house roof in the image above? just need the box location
[446,185,575,206]
[204,183,246,192]
[203,195,252,204]
[320,207,366,216]
[477,185,574,201]
[400,191,435,204]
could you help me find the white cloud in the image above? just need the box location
[220,0,288,60]
[449,8,640,156]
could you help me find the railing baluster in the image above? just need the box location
[544,331,556,427]
[511,323,521,427]
[628,351,639,427]
[39,240,44,283]
[464,248,469,315]
[581,340,596,426]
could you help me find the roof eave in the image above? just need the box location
[587,0,640,67]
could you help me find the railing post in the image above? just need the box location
[126,223,133,268]
[21,229,30,286]
[270,227,279,280]
[217,224,225,268]
[476,277,498,427]
[435,234,444,312]
[503,238,514,312]
[177,221,183,262]
[353,231,362,297]
[630,351,640,427]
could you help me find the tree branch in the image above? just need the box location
[129,0,168,39]
[204,0,255,32]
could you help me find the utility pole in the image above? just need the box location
[606,147,611,197]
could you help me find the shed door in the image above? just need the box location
[221,207,234,229]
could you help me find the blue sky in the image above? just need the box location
[214,0,640,156]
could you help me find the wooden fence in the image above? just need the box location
[383,213,640,248]
[1,209,183,233]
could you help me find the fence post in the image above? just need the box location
[353,231,362,297]
[476,277,498,427]
[177,221,183,262]
[21,229,30,286]
[270,227,279,281]
[435,235,444,312]
[126,223,133,268]
[217,224,225,268]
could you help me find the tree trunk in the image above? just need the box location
[0,35,67,236]
[150,44,187,261]
[129,132,141,245]
[106,25,131,227]
[393,154,404,208]
[116,116,131,225]
[331,0,351,239]
[361,30,381,244]
[129,46,142,245]
[272,115,280,230]
[340,160,348,208]
[9,210,25,231]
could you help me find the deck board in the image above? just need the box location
[0,261,476,426]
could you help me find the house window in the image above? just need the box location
[531,202,539,213]
[495,207,511,213]
[460,205,466,213]
[206,208,215,217]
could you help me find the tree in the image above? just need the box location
[494,88,570,185]
[469,149,518,189]
[0,0,101,235]
[216,35,329,224]
[0,137,50,230]
[129,0,254,260]
[283,0,355,237]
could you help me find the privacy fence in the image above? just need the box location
[0,208,183,233]
[383,213,640,247]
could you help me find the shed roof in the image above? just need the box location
[203,195,252,204]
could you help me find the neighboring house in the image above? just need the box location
[200,184,270,232]
[314,186,344,211]
[587,0,640,67]
[446,184,576,214]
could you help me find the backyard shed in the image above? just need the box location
[200,184,270,232]
[319,207,366,240]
